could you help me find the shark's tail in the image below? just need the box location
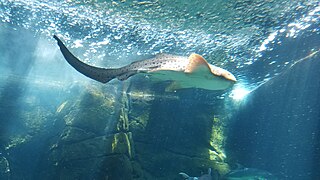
[54,35,120,83]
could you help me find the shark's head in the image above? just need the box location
[220,69,237,82]
[208,64,237,82]
[183,54,237,91]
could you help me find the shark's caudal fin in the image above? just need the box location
[53,35,121,83]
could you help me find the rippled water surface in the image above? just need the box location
[1,0,319,92]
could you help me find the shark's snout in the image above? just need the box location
[226,72,237,82]
[221,71,237,82]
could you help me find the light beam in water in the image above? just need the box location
[230,86,250,101]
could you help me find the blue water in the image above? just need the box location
[0,0,319,179]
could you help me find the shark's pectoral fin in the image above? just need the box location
[185,53,212,74]
[165,81,182,92]
[165,81,197,92]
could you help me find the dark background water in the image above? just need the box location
[227,52,320,179]
[226,21,320,179]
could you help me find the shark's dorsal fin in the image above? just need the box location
[185,53,211,74]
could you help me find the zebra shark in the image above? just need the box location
[53,35,236,91]
[179,168,213,180]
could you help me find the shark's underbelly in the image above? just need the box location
[148,70,233,90]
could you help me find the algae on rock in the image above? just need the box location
[47,84,135,180]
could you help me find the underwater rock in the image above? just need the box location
[130,91,230,179]
[52,132,132,162]
[43,84,138,179]
[59,126,96,144]
[47,154,133,180]
[98,154,133,180]
[0,78,68,179]
[1,61,229,179]
[63,89,116,135]
[123,81,231,179]
[48,132,134,179]
[133,138,228,179]
[1,92,57,151]
[128,95,151,134]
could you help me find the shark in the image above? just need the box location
[222,167,278,180]
[179,168,213,180]
[53,35,236,91]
